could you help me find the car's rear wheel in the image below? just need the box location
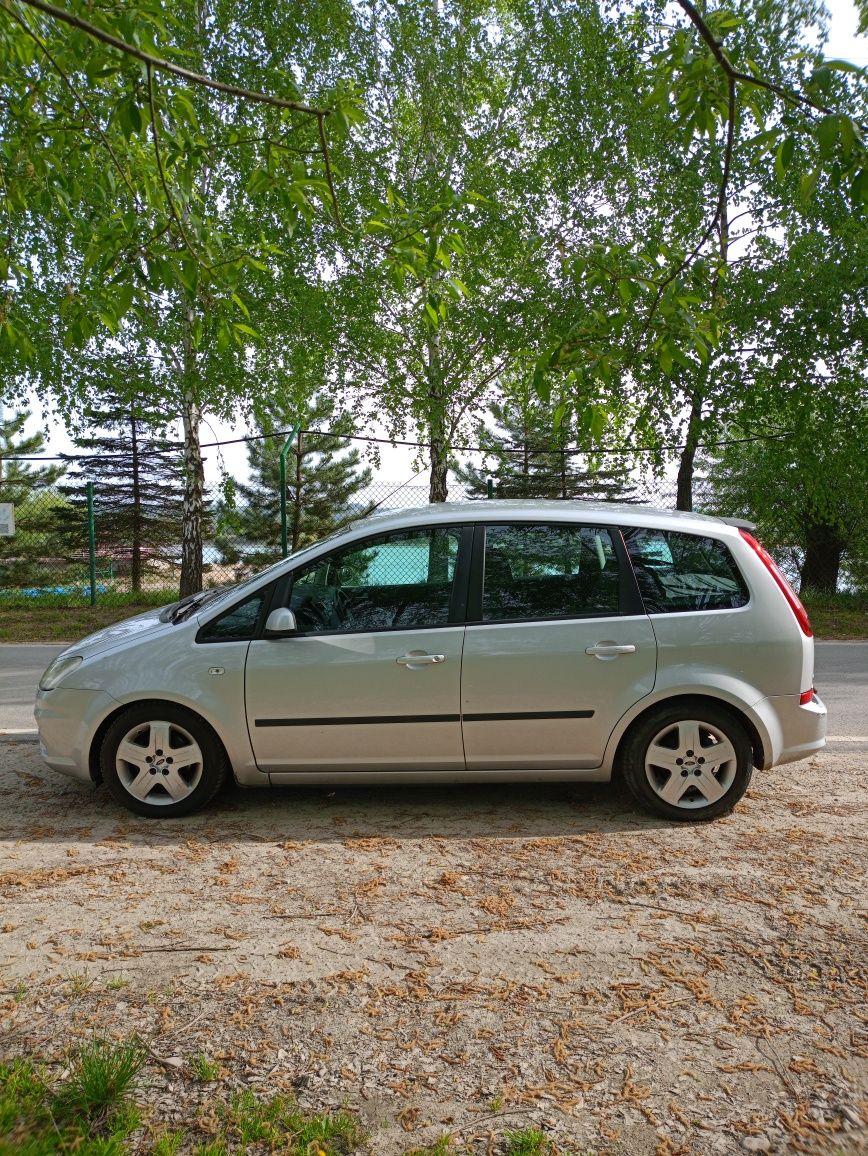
[100,703,227,818]
[620,704,753,821]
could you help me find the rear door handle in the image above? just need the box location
[585,643,636,657]
[396,653,446,666]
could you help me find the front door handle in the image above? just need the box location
[585,643,636,658]
[396,652,446,666]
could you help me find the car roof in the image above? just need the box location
[340,499,737,537]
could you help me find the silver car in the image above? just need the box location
[35,502,827,821]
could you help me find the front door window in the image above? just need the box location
[287,526,462,633]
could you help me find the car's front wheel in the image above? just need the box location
[100,703,228,818]
[620,703,753,821]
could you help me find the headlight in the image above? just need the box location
[39,655,83,691]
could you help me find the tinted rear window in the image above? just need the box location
[623,528,749,613]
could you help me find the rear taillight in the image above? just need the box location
[738,528,813,637]
[799,689,815,705]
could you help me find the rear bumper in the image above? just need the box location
[34,687,117,784]
[756,692,827,768]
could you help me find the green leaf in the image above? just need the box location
[116,97,143,139]
[114,283,135,318]
[775,136,795,178]
[851,166,868,205]
[817,115,839,160]
[232,322,259,338]
[246,168,273,195]
[823,59,866,74]
[231,293,251,319]
[172,90,199,129]
[746,128,781,152]
[800,168,820,201]
[810,65,833,94]
[838,116,857,158]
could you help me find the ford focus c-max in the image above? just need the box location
[35,502,827,821]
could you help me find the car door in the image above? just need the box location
[245,524,471,772]
[460,522,657,769]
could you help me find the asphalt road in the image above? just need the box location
[0,639,865,745]
[0,644,67,732]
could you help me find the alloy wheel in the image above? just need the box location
[114,719,204,806]
[644,718,738,810]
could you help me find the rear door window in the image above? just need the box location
[623,528,749,613]
[482,524,621,621]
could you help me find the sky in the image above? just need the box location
[14,0,867,489]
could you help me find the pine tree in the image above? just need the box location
[0,408,68,589]
[59,390,185,593]
[455,385,638,503]
[217,393,373,567]
[0,408,64,500]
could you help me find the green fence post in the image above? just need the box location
[487,477,494,499]
[279,424,302,558]
[86,481,97,606]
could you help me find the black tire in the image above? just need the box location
[619,702,753,821]
[99,702,229,819]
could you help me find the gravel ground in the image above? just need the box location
[0,742,865,1155]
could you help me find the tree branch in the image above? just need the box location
[316,111,344,229]
[675,0,836,118]
[146,64,206,269]
[2,1,141,207]
[16,0,329,116]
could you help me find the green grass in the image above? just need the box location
[504,1129,551,1156]
[405,1137,454,1156]
[801,590,868,640]
[0,1040,144,1154]
[0,1048,361,1155]
[208,1088,360,1153]
[0,599,170,642]
[188,1053,220,1082]
[1,1053,579,1156]
[52,1038,146,1133]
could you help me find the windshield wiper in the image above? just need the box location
[160,587,230,624]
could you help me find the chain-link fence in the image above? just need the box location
[0,448,677,607]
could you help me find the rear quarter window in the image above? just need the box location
[623,528,749,613]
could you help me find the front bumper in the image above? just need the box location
[757,691,827,768]
[34,686,118,783]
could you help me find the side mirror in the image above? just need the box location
[264,607,298,636]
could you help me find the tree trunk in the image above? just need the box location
[291,431,303,553]
[676,200,729,513]
[130,408,142,593]
[426,323,449,502]
[180,390,204,596]
[800,523,844,594]
[676,392,703,511]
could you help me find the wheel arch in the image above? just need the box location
[88,698,233,785]
[611,693,767,779]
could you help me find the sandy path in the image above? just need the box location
[1,743,865,1154]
